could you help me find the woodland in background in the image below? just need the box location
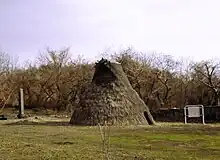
[1,47,220,113]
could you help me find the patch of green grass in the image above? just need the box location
[0,121,220,160]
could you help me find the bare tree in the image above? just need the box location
[193,60,220,105]
[0,51,18,112]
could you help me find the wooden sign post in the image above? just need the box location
[17,88,25,119]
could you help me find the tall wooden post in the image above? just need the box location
[184,107,187,124]
[202,106,205,124]
[17,88,25,119]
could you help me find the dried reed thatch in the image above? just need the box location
[70,58,155,125]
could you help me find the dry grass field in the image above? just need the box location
[0,116,220,160]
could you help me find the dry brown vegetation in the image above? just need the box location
[1,47,220,114]
[0,119,220,160]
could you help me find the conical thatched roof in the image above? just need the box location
[70,58,155,126]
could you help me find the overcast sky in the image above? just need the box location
[0,0,220,63]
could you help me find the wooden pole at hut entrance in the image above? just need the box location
[17,88,25,119]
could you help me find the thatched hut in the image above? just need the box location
[70,58,155,125]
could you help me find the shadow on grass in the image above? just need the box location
[3,120,100,127]
[53,141,75,145]
[4,120,71,126]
